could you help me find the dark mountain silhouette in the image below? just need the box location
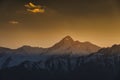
[0,36,101,69]
[97,44,120,55]
[1,36,120,80]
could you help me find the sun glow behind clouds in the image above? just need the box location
[25,2,45,13]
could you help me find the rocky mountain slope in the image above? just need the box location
[0,36,100,69]
[1,44,120,80]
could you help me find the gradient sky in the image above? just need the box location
[0,0,120,48]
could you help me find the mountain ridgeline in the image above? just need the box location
[0,36,120,80]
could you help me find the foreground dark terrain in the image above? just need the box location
[0,36,120,80]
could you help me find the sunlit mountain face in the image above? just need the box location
[0,0,120,48]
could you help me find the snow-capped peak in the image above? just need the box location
[46,36,101,55]
[62,35,74,42]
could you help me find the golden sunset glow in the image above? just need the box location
[25,2,45,13]
[27,8,45,13]
[0,0,120,48]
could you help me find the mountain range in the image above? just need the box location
[0,36,101,68]
[0,36,101,55]
[1,36,120,80]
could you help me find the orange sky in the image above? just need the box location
[0,0,120,48]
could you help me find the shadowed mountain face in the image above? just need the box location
[0,44,120,80]
[98,45,120,55]
[2,36,120,80]
[0,36,101,69]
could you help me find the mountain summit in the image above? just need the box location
[47,36,101,55]
[62,35,74,42]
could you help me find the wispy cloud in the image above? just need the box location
[25,2,45,13]
[9,20,19,24]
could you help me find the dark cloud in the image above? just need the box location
[29,0,120,16]
[0,0,120,17]
[0,0,120,28]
